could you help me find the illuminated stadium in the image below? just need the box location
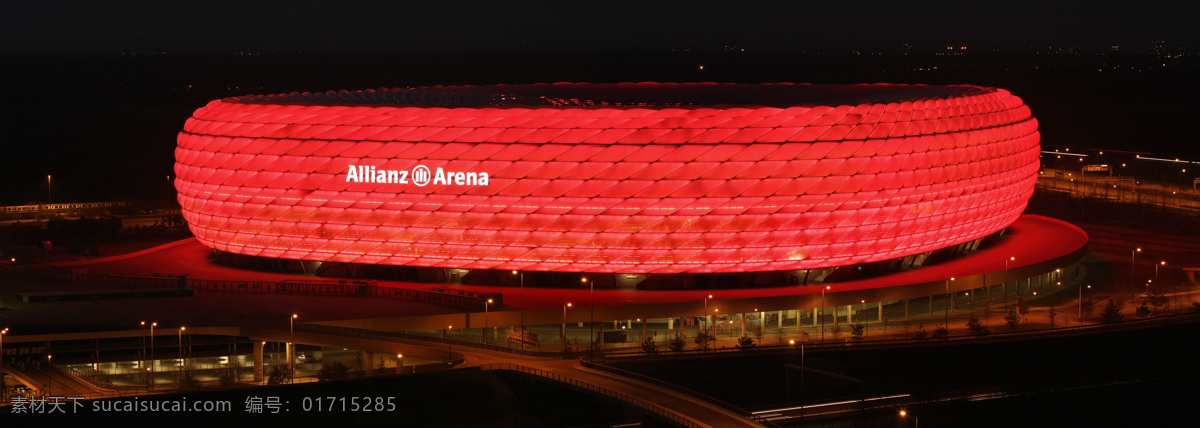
[174,82,1040,281]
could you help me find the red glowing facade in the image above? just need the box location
[174,83,1040,273]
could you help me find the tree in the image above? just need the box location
[912,324,928,341]
[641,337,658,355]
[666,334,686,352]
[849,324,866,341]
[1100,300,1123,324]
[267,365,287,385]
[560,340,582,358]
[179,371,201,389]
[1191,301,1200,313]
[931,325,949,340]
[1135,303,1151,318]
[1080,298,1096,318]
[218,370,237,387]
[1004,308,1022,330]
[966,314,990,336]
[318,361,350,381]
[1016,297,1031,316]
[694,331,716,351]
[831,324,842,340]
[735,336,757,350]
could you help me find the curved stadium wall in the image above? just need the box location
[174,82,1040,274]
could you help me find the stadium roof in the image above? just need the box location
[226,82,995,109]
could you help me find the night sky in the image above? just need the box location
[0,1,1195,206]
[2,1,1195,53]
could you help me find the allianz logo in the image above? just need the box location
[345,165,490,186]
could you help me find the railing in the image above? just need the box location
[0,264,493,312]
[598,309,1200,362]
[578,357,770,424]
[479,363,710,428]
[298,324,561,358]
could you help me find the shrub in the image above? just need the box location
[735,336,757,350]
[849,324,866,341]
[317,361,350,381]
[1100,300,1123,324]
[667,334,686,352]
[641,337,658,354]
[1004,308,1022,330]
[218,370,236,387]
[694,331,716,351]
[966,315,990,336]
[912,324,928,341]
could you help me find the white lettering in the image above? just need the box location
[344,164,488,186]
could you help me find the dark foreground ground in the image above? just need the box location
[606,315,1200,427]
[3,369,677,427]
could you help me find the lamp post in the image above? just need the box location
[396,354,403,374]
[944,277,955,329]
[0,328,6,404]
[289,314,297,383]
[483,298,493,344]
[703,294,714,333]
[1156,261,1165,299]
[562,303,573,347]
[47,175,52,204]
[1004,257,1015,307]
[0,328,7,369]
[446,325,454,364]
[1078,284,1091,323]
[141,321,156,386]
[1132,248,1141,298]
[46,354,51,395]
[178,326,186,378]
[584,276,593,360]
[821,286,830,342]
[513,270,525,351]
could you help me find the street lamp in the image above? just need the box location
[584,276,594,360]
[1,328,8,375]
[703,294,714,333]
[1078,284,1091,322]
[512,270,525,351]
[178,326,186,376]
[47,175,52,204]
[483,298,493,344]
[289,314,297,383]
[1005,257,1015,305]
[0,328,6,404]
[945,277,955,329]
[446,325,454,363]
[562,303,573,347]
[46,354,51,395]
[1132,248,1142,297]
[141,321,156,385]
[821,286,830,342]
[396,354,403,374]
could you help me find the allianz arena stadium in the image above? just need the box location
[174,82,1040,277]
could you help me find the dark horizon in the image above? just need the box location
[3,1,1196,55]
